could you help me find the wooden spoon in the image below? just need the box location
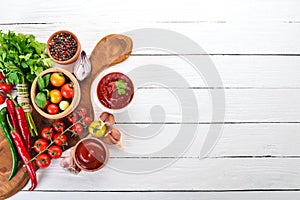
[0,34,133,199]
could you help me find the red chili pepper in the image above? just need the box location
[7,114,37,191]
[6,99,20,135]
[7,96,31,152]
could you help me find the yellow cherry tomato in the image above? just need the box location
[50,89,62,104]
[50,72,65,87]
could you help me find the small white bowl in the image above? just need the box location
[91,69,135,114]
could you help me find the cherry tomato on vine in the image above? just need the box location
[33,139,49,153]
[48,145,62,159]
[67,112,78,123]
[76,107,87,117]
[41,126,55,141]
[47,104,59,114]
[71,124,84,137]
[53,133,67,146]
[53,120,65,133]
[36,154,51,168]
[50,72,65,87]
[82,117,92,127]
[61,83,74,99]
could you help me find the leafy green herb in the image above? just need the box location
[0,30,54,137]
[37,74,51,91]
[0,30,54,85]
[37,77,45,91]
[7,73,19,85]
[42,88,50,98]
[43,74,51,88]
[115,80,128,95]
[35,92,47,109]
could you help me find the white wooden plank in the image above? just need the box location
[0,49,299,88]
[10,191,300,200]
[2,0,300,23]
[92,89,300,123]
[98,124,300,157]
[0,47,299,88]
[19,158,300,191]
[1,23,300,54]
[90,55,300,88]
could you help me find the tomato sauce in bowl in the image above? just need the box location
[97,72,134,110]
[73,138,109,172]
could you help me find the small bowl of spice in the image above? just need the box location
[46,30,81,65]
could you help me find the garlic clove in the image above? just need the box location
[110,128,121,141]
[99,112,109,122]
[99,112,115,126]
[103,133,118,144]
[60,156,74,169]
[60,156,81,175]
[103,128,124,151]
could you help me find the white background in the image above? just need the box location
[2,0,300,199]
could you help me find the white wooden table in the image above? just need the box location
[4,0,300,199]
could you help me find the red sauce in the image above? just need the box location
[75,139,106,170]
[97,72,134,110]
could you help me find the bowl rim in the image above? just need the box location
[72,137,109,172]
[30,68,80,119]
[91,70,135,114]
[46,30,81,65]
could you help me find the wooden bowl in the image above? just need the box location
[46,30,81,65]
[72,137,109,172]
[30,68,81,120]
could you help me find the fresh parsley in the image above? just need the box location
[115,80,128,95]
[0,30,54,85]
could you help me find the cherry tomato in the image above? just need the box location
[71,124,84,137]
[76,107,87,117]
[0,72,5,80]
[59,100,69,111]
[61,83,74,99]
[41,126,55,141]
[50,72,65,87]
[36,154,51,168]
[53,133,67,146]
[47,104,59,114]
[0,94,6,105]
[42,99,51,109]
[33,139,49,153]
[48,145,62,159]
[82,117,92,128]
[67,112,78,123]
[0,82,13,93]
[50,89,62,104]
[53,120,65,133]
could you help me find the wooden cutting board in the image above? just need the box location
[0,34,133,199]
